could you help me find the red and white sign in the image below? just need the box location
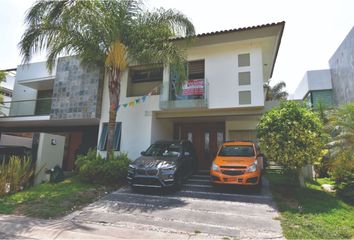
[182,79,205,96]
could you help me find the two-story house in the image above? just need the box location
[98,22,285,169]
[0,21,285,171]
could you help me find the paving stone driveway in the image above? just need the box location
[71,174,283,239]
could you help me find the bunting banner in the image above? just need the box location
[116,85,160,112]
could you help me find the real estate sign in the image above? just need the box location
[182,79,204,96]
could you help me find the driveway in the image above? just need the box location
[71,172,283,239]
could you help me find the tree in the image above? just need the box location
[265,81,288,100]
[257,101,324,187]
[19,0,195,151]
[328,103,354,202]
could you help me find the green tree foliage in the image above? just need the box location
[257,101,324,187]
[265,81,289,100]
[328,103,354,203]
[0,156,34,196]
[19,0,195,151]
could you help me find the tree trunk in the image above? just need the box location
[106,66,121,152]
[297,167,305,188]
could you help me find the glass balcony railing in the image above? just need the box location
[159,79,209,109]
[0,98,52,117]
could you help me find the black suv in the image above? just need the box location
[127,140,197,189]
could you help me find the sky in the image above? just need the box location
[1,0,354,94]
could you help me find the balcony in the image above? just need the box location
[159,78,209,110]
[0,98,52,118]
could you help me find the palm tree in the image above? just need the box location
[265,81,288,100]
[19,0,195,151]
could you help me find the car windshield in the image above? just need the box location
[144,143,182,157]
[218,145,255,157]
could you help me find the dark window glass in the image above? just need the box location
[98,122,122,151]
[144,143,182,157]
[218,145,255,157]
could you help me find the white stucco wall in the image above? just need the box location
[292,69,332,100]
[10,81,37,116]
[34,133,65,185]
[16,61,56,82]
[98,69,161,160]
[187,44,264,109]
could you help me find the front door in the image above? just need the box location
[178,123,224,170]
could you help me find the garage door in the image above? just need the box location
[229,130,257,142]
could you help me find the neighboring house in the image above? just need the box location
[291,69,333,108]
[294,26,354,107]
[0,69,15,116]
[329,26,354,105]
[0,22,285,171]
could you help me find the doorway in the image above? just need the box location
[175,122,224,170]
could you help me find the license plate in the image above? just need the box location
[229,177,237,182]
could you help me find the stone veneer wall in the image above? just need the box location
[329,26,354,105]
[50,57,103,120]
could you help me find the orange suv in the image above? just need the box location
[210,141,263,187]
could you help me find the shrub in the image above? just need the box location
[75,149,130,184]
[0,156,34,196]
[257,101,324,187]
[328,103,354,203]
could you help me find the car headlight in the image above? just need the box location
[211,162,220,171]
[128,164,136,172]
[246,161,257,172]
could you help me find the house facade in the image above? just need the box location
[291,69,333,108]
[0,22,285,171]
[98,22,285,169]
[329,26,354,105]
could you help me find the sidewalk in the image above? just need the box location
[0,214,220,240]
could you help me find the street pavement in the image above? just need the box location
[0,173,283,239]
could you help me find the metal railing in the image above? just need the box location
[159,78,209,109]
[0,98,52,117]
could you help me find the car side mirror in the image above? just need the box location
[141,151,146,156]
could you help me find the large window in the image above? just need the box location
[130,66,163,83]
[98,122,122,151]
[127,65,163,97]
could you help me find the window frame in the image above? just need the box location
[98,122,122,151]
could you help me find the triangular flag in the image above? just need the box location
[129,101,134,107]
[123,103,128,108]
[135,99,140,104]
[142,95,147,102]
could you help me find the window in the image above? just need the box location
[188,60,205,79]
[238,53,250,67]
[218,145,255,157]
[238,72,251,85]
[239,91,251,105]
[98,122,122,151]
[130,65,163,83]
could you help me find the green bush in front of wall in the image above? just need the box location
[0,156,34,196]
[75,149,130,184]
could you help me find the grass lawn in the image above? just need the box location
[266,169,354,239]
[0,177,118,219]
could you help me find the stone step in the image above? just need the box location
[186,178,211,185]
[188,174,210,180]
